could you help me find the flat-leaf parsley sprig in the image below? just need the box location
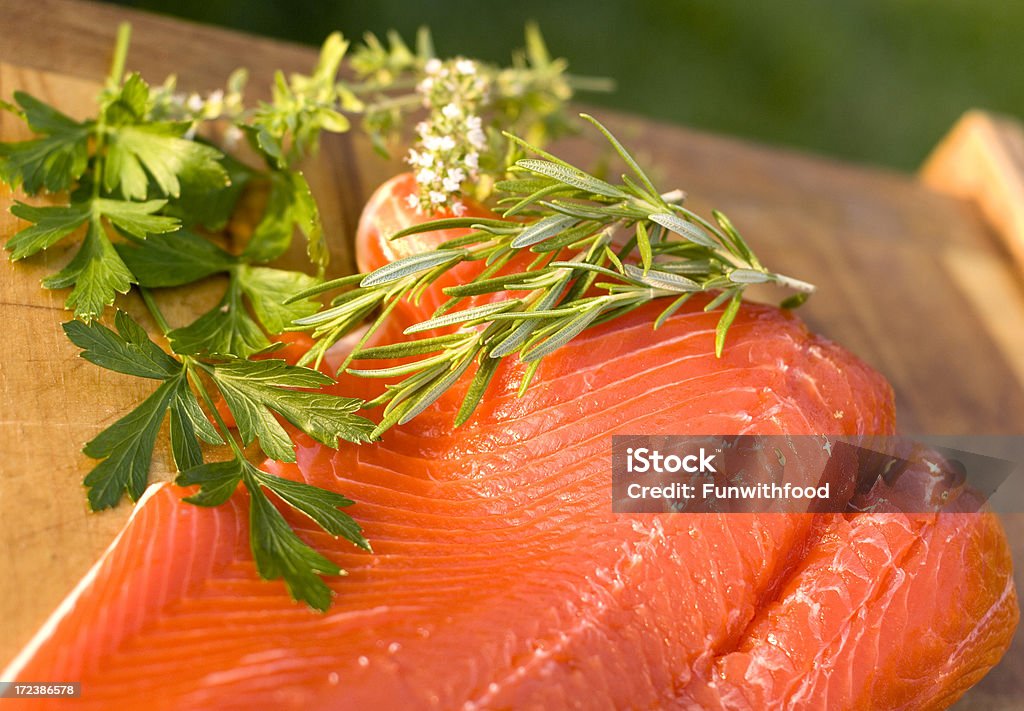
[64,296,374,610]
[293,115,815,435]
[0,25,379,610]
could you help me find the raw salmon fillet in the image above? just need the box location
[4,174,1017,710]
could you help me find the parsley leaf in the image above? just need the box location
[117,229,237,287]
[0,91,91,194]
[177,455,368,611]
[13,199,182,321]
[104,122,229,200]
[168,378,221,471]
[165,264,321,358]
[206,358,375,462]
[167,276,270,357]
[94,197,179,238]
[244,170,325,269]
[178,457,245,507]
[246,477,342,612]
[62,311,187,507]
[6,202,90,260]
[237,265,320,333]
[63,309,179,379]
[82,376,179,509]
[99,73,230,202]
[250,467,370,551]
[166,149,252,231]
[64,311,225,506]
[42,219,136,321]
[6,198,177,263]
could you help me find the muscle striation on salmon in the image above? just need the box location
[4,173,1017,710]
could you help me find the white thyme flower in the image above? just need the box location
[406,193,421,210]
[451,200,467,216]
[409,57,495,213]
[467,127,486,149]
[186,93,204,112]
[223,124,244,151]
[422,135,443,152]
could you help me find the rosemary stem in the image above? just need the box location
[772,273,817,294]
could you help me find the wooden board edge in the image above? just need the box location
[920,109,1024,272]
[0,0,320,99]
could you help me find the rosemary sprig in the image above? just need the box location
[293,114,814,436]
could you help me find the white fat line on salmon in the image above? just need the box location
[1,482,168,682]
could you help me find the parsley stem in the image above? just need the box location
[139,288,172,336]
[140,286,245,458]
[108,23,132,89]
[188,368,247,461]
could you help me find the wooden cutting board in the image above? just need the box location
[2,1,1023,706]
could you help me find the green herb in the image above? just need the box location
[64,304,373,609]
[0,25,381,610]
[295,114,814,434]
[347,23,612,213]
[0,20,808,612]
[0,22,591,610]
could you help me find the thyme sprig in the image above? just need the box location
[293,115,814,436]
[347,23,613,213]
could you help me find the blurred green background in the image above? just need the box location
[102,0,1024,172]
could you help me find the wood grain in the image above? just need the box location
[0,0,1022,706]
